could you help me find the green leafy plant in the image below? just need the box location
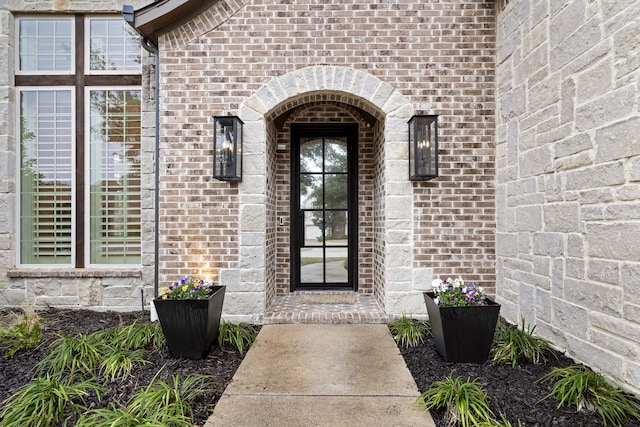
[389,313,430,348]
[431,277,487,307]
[491,317,554,367]
[417,372,494,427]
[0,374,104,427]
[92,320,164,351]
[539,365,640,427]
[36,333,106,379]
[128,373,215,420]
[0,307,43,358]
[159,277,212,300]
[217,321,257,355]
[100,348,148,380]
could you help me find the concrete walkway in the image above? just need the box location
[205,324,435,427]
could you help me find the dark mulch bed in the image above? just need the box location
[2,308,640,426]
[0,308,246,426]
[401,334,640,427]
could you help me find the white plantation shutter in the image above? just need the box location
[20,90,74,264]
[88,89,141,264]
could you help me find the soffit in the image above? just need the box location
[133,0,215,45]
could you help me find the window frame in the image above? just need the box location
[84,15,142,76]
[15,16,75,76]
[16,86,78,268]
[15,14,143,268]
[84,85,142,268]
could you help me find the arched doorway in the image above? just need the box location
[234,66,415,322]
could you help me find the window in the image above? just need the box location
[16,16,142,267]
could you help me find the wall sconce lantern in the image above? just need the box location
[408,115,438,180]
[213,115,243,181]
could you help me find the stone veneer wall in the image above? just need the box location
[0,0,155,310]
[496,0,640,392]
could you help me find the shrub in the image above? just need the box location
[0,307,43,358]
[417,372,494,427]
[389,313,430,348]
[539,365,640,427]
[491,317,554,367]
[217,322,257,355]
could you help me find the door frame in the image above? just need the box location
[289,123,359,292]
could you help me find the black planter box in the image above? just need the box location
[424,291,500,364]
[154,285,225,359]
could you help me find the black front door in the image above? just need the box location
[290,124,358,291]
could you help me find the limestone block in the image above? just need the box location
[613,14,640,78]
[239,246,265,269]
[386,245,412,268]
[519,146,553,177]
[576,85,635,132]
[566,161,625,190]
[550,16,601,72]
[239,268,265,284]
[240,174,265,195]
[535,289,552,322]
[35,296,79,308]
[385,196,411,220]
[566,258,585,279]
[631,157,640,182]
[587,223,640,261]
[103,285,143,299]
[515,205,542,231]
[615,185,640,201]
[549,0,585,48]
[240,204,266,232]
[499,84,526,120]
[555,133,592,158]
[385,229,410,245]
[533,232,564,257]
[564,334,623,379]
[595,117,640,163]
[529,75,560,112]
[222,291,264,315]
[238,101,265,121]
[240,232,266,247]
[242,153,267,175]
[386,280,411,292]
[219,269,240,288]
[552,298,588,339]
[386,291,428,317]
[0,289,26,307]
[543,203,579,232]
[564,278,622,316]
[622,263,640,305]
[625,362,640,396]
[412,268,433,291]
[77,279,102,306]
[496,233,518,257]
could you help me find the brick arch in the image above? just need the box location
[221,66,419,321]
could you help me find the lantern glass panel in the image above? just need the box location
[409,115,438,180]
[213,116,243,181]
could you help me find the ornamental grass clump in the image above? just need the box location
[389,313,431,348]
[218,321,257,355]
[491,317,555,367]
[539,365,640,427]
[160,277,212,300]
[417,372,494,427]
[432,277,487,307]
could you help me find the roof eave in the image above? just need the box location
[128,0,212,45]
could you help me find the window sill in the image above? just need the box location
[8,268,142,279]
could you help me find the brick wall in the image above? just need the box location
[496,0,640,393]
[158,0,497,318]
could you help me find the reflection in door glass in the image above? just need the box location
[300,138,323,172]
[325,247,348,283]
[300,248,324,283]
[303,211,323,246]
[324,174,347,209]
[300,174,323,209]
[325,138,347,172]
[325,212,348,245]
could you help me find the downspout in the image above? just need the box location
[122,6,161,300]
